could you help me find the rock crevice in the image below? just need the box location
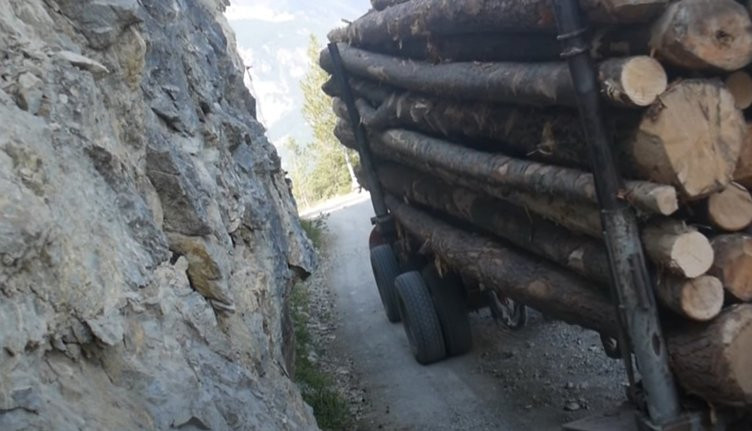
[0,0,317,429]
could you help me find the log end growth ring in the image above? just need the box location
[680,275,724,322]
[652,0,752,71]
[670,231,715,278]
[619,56,668,106]
[707,183,752,232]
[632,80,745,199]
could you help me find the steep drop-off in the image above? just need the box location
[0,0,318,429]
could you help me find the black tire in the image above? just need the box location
[394,271,447,365]
[422,265,472,356]
[370,245,401,323]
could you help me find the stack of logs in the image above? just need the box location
[321,0,752,409]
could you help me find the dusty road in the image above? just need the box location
[320,197,627,431]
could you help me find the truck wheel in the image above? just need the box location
[370,244,401,323]
[394,271,447,365]
[422,265,472,356]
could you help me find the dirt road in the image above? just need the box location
[320,197,627,431]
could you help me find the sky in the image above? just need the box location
[224,0,369,157]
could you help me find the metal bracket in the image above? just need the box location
[552,0,682,426]
[327,43,396,242]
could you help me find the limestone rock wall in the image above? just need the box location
[0,0,317,429]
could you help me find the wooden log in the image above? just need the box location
[705,183,752,232]
[332,102,679,216]
[322,76,394,104]
[650,0,752,71]
[320,45,667,108]
[384,195,620,335]
[726,71,752,110]
[642,220,715,278]
[373,33,563,63]
[377,128,678,215]
[735,124,752,189]
[655,275,724,322]
[335,115,632,239]
[387,196,752,407]
[667,304,752,407]
[709,234,752,302]
[598,56,668,107]
[378,162,712,281]
[378,163,612,282]
[624,80,745,199]
[329,0,668,47]
[354,79,744,200]
[371,0,408,10]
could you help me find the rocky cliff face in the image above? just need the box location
[0,0,318,429]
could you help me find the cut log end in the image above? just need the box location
[632,80,745,199]
[666,232,714,278]
[670,231,715,278]
[651,0,752,71]
[624,182,679,215]
[726,71,752,110]
[643,221,714,278]
[680,276,724,321]
[658,275,724,321]
[710,234,752,302]
[618,56,668,106]
[707,183,752,232]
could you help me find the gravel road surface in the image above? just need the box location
[315,197,628,431]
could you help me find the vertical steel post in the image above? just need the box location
[552,0,682,426]
[327,43,394,236]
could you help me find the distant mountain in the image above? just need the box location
[225,0,369,161]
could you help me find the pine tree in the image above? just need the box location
[285,34,359,209]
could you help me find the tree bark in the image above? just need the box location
[642,220,715,278]
[351,79,743,200]
[704,183,752,232]
[667,304,752,407]
[332,106,679,216]
[649,0,752,71]
[329,0,668,47]
[378,163,612,282]
[320,45,667,108]
[709,234,752,302]
[322,76,394,105]
[735,124,752,189]
[384,194,620,335]
[655,275,724,322]
[377,163,711,280]
[376,127,678,215]
[726,71,752,110]
[372,32,563,63]
[387,196,752,407]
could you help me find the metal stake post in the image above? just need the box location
[327,43,395,240]
[552,0,683,427]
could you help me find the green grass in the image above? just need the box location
[290,251,352,430]
[300,215,328,251]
